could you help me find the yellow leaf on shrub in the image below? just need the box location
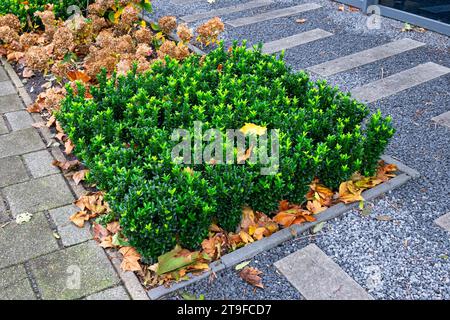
[239,123,267,136]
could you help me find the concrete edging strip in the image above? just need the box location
[147,164,417,299]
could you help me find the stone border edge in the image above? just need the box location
[147,168,419,299]
[1,57,149,301]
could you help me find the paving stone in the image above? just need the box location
[0,212,58,269]
[0,94,24,113]
[181,0,272,23]
[0,156,29,188]
[274,244,373,300]
[22,150,59,178]
[84,286,130,300]
[171,0,199,4]
[49,204,79,227]
[261,29,332,54]
[3,174,74,217]
[227,3,322,27]
[5,110,33,131]
[58,222,92,247]
[0,117,7,135]
[0,194,9,224]
[351,62,450,103]
[0,67,8,81]
[308,38,425,77]
[29,240,120,300]
[435,212,450,232]
[0,80,16,96]
[0,264,36,300]
[0,128,45,159]
[431,111,450,129]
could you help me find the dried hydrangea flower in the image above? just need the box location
[120,5,139,29]
[134,27,153,44]
[176,23,193,43]
[196,17,224,46]
[0,14,21,32]
[157,40,190,60]
[136,43,153,58]
[19,33,40,48]
[34,8,58,39]
[158,16,177,35]
[52,26,75,59]
[25,45,51,71]
[0,26,20,44]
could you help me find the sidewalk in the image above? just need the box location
[0,63,129,300]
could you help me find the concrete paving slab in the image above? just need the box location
[0,67,8,82]
[431,111,450,129]
[49,204,79,227]
[261,28,332,54]
[5,110,33,131]
[0,264,36,300]
[274,244,373,300]
[0,80,16,96]
[0,128,45,159]
[58,222,92,247]
[308,38,425,77]
[22,150,59,178]
[227,3,322,27]
[30,240,120,300]
[0,117,8,135]
[0,212,59,269]
[435,212,450,232]
[0,156,29,188]
[351,62,450,103]
[0,94,24,113]
[84,286,130,300]
[3,174,74,217]
[181,0,272,23]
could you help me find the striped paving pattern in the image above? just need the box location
[308,38,425,76]
[432,111,450,129]
[227,3,322,27]
[274,244,373,300]
[260,29,332,54]
[180,0,272,23]
[351,62,450,103]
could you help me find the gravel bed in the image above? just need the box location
[150,0,450,300]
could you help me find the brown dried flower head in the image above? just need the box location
[134,27,153,44]
[158,16,177,35]
[196,17,224,46]
[0,14,22,32]
[176,23,193,43]
[0,26,20,44]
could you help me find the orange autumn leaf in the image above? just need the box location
[99,235,114,248]
[306,200,327,215]
[72,169,89,185]
[119,246,142,272]
[69,210,90,227]
[52,159,80,171]
[338,181,364,204]
[64,139,75,154]
[239,230,254,244]
[273,210,297,228]
[92,223,109,242]
[67,70,91,83]
[106,221,121,234]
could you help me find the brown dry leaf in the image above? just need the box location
[52,159,80,171]
[237,145,254,163]
[376,215,392,221]
[273,209,297,228]
[74,192,109,215]
[119,246,142,272]
[306,200,327,215]
[22,67,34,78]
[64,139,75,154]
[67,70,91,83]
[296,18,307,24]
[239,230,254,244]
[55,132,66,142]
[240,207,256,232]
[92,223,109,242]
[349,5,359,12]
[72,169,89,185]
[107,221,121,234]
[306,181,334,206]
[239,266,263,289]
[278,199,290,211]
[338,4,345,11]
[69,210,90,228]
[46,115,56,127]
[99,235,114,248]
[376,162,398,181]
[31,122,46,128]
[338,181,364,204]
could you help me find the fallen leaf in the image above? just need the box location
[64,139,75,154]
[312,221,326,234]
[22,67,34,78]
[69,210,90,227]
[376,215,392,221]
[106,221,121,234]
[92,223,109,242]
[235,260,251,271]
[67,70,91,83]
[119,246,142,272]
[99,235,114,248]
[239,230,255,244]
[52,159,80,171]
[239,266,263,289]
[72,169,89,185]
[296,18,307,24]
[338,4,345,11]
[338,181,364,204]
[239,123,267,136]
[157,245,201,275]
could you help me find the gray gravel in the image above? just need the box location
[149,0,450,300]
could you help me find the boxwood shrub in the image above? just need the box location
[58,42,394,260]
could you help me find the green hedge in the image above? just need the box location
[0,0,93,29]
[58,42,394,261]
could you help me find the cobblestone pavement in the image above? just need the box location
[0,61,131,300]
